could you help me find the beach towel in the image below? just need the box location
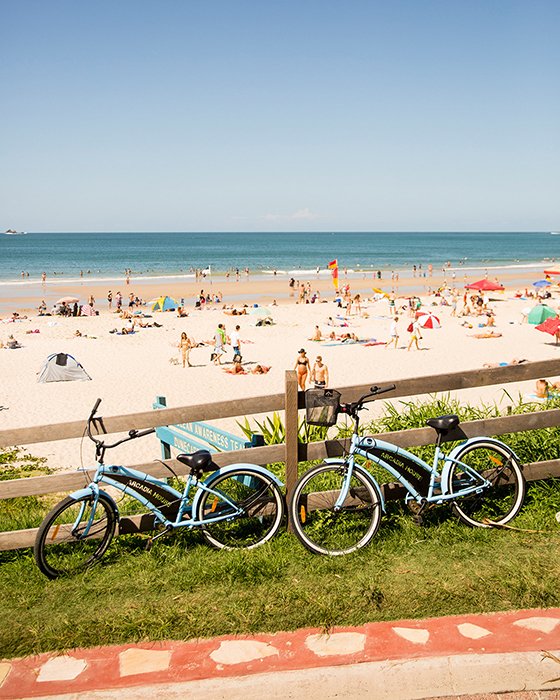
[523,393,551,403]
[321,339,376,347]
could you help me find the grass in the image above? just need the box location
[1,395,560,660]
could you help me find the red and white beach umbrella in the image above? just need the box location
[416,311,442,329]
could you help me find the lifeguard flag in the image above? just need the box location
[328,259,339,289]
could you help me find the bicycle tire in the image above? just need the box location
[289,463,382,556]
[34,494,117,579]
[196,469,285,550]
[446,441,525,528]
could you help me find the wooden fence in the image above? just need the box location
[2,358,560,551]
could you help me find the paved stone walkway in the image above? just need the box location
[1,608,560,699]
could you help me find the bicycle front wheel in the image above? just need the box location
[196,469,285,550]
[446,441,525,528]
[289,463,382,556]
[34,494,117,579]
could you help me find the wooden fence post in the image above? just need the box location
[284,370,299,527]
[155,396,172,460]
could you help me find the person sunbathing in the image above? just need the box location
[483,358,529,368]
[309,326,323,341]
[252,364,270,374]
[468,331,502,339]
[6,334,21,348]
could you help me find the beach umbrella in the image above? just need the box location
[55,296,79,304]
[372,287,388,297]
[543,266,560,276]
[248,307,271,316]
[151,296,177,312]
[416,311,441,329]
[535,317,560,336]
[527,305,557,325]
[533,280,552,288]
[465,279,504,291]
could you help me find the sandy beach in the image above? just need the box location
[1,268,560,473]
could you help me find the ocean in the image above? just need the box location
[1,231,558,287]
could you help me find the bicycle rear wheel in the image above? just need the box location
[289,463,382,556]
[34,494,117,579]
[196,469,284,550]
[446,441,525,528]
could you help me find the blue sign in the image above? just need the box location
[153,396,261,459]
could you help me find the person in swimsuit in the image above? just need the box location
[386,315,399,349]
[407,318,422,351]
[311,356,329,388]
[180,332,192,367]
[294,348,310,390]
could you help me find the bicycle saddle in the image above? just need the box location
[425,415,460,432]
[177,450,214,472]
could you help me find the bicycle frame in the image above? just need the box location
[330,432,506,511]
[69,461,283,537]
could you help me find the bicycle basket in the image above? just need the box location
[305,388,341,426]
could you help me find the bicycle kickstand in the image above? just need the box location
[411,500,428,527]
[145,525,173,551]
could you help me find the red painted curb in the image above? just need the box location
[1,607,559,699]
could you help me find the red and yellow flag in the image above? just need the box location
[328,259,339,290]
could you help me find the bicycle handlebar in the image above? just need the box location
[89,398,102,421]
[340,384,396,417]
[86,399,156,452]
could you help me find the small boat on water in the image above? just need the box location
[4,229,26,235]
[551,232,560,235]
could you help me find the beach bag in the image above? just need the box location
[233,351,242,363]
[407,323,413,333]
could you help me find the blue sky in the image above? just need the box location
[1,0,559,232]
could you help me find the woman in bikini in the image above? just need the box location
[179,332,192,367]
[294,348,310,390]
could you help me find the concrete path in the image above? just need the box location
[1,608,560,699]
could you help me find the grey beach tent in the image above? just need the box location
[37,353,91,383]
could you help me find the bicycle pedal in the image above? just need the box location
[412,515,424,526]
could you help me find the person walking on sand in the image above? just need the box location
[180,331,192,367]
[231,324,242,362]
[213,323,227,365]
[386,316,399,349]
[294,348,311,390]
[311,356,329,388]
[407,317,422,351]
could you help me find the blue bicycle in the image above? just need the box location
[34,399,285,578]
[289,385,526,555]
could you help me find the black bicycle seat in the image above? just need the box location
[425,415,460,433]
[176,450,214,472]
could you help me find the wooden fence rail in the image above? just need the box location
[2,358,560,552]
